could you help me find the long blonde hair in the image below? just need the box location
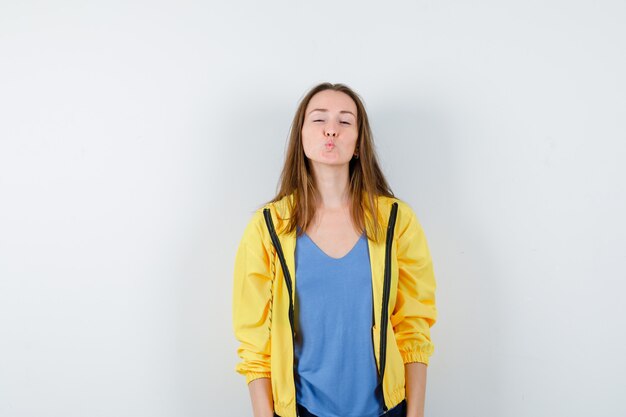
[263,82,394,242]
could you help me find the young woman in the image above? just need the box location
[232,83,438,417]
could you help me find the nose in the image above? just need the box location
[325,128,337,137]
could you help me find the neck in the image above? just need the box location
[310,162,351,210]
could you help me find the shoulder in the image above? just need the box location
[238,209,266,247]
[374,195,420,225]
[380,195,426,239]
[239,193,294,241]
[263,193,294,220]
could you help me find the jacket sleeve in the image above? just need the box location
[391,203,438,366]
[232,209,273,384]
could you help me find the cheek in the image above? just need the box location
[301,129,314,153]
[347,130,359,146]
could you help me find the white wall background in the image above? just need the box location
[1,1,624,416]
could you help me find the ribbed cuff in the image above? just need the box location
[401,349,431,365]
[245,371,272,384]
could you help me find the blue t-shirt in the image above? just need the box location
[294,227,384,417]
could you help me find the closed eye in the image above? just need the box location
[312,119,351,125]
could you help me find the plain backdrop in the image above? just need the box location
[1,1,625,416]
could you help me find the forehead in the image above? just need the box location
[305,90,357,115]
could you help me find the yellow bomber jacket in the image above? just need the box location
[232,193,437,417]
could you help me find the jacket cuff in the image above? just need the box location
[401,349,432,366]
[245,371,272,384]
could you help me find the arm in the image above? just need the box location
[232,210,274,410]
[391,203,437,364]
[405,362,427,417]
[248,378,274,417]
[391,203,437,415]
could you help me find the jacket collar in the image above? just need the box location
[269,191,389,238]
[266,191,393,329]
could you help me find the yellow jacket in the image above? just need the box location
[232,193,437,417]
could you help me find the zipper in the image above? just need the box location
[263,202,398,416]
[263,208,299,417]
[378,201,399,412]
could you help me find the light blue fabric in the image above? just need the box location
[294,227,384,417]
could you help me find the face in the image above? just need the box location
[301,90,359,170]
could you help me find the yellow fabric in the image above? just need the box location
[232,193,437,417]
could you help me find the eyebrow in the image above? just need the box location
[308,108,356,117]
